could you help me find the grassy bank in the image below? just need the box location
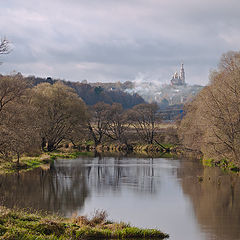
[0,207,169,240]
[0,151,96,174]
[0,155,50,174]
[202,158,240,173]
[0,142,177,174]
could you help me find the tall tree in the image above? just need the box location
[179,51,240,164]
[0,75,37,162]
[0,74,28,114]
[31,82,87,152]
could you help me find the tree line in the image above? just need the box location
[0,74,161,164]
[25,75,145,109]
[178,51,240,165]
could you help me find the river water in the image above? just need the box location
[0,155,240,240]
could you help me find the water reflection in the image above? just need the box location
[85,157,161,194]
[0,161,89,215]
[178,160,240,240]
[0,155,240,240]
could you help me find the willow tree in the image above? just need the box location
[31,82,88,152]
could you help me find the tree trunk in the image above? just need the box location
[47,142,55,152]
[41,137,46,151]
[17,152,20,168]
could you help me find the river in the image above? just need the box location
[0,155,240,240]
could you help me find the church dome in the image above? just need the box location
[174,71,178,78]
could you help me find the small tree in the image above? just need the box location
[128,103,159,144]
[88,102,111,146]
[0,38,10,55]
[105,103,129,145]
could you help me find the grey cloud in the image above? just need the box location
[0,0,240,85]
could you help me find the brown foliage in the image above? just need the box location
[0,74,39,162]
[31,82,88,152]
[179,51,240,164]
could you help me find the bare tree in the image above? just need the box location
[0,75,38,163]
[128,103,159,144]
[105,103,129,145]
[179,51,240,164]
[0,38,11,55]
[88,102,111,146]
[31,82,88,152]
[0,74,28,114]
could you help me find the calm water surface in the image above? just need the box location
[0,155,240,240]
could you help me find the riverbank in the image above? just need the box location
[175,146,240,174]
[79,142,176,155]
[0,143,178,174]
[0,207,169,239]
[0,151,97,174]
[202,158,240,173]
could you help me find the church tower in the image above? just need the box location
[180,63,185,84]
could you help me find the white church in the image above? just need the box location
[170,63,186,86]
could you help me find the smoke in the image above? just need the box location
[125,72,203,105]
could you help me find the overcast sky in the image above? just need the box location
[0,0,240,85]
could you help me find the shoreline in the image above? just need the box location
[0,143,178,174]
[0,206,169,239]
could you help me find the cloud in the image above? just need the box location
[0,0,240,85]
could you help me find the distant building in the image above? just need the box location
[171,63,186,86]
[81,80,88,84]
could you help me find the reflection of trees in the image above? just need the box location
[178,160,240,240]
[0,160,89,216]
[86,157,160,194]
[0,156,163,217]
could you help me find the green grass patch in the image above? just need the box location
[49,151,94,160]
[202,158,214,167]
[22,159,42,169]
[84,140,95,146]
[0,207,169,239]
[0,154,52,174]
[203,158,240,173]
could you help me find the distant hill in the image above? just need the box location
[24,75,145,109]
[88,80,203,106]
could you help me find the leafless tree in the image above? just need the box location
[128,103,159,144]
[105,103,129,145]
[0,75,38,163]
[0,74,28,114]
[31,82,88,152]
[179,51,240,164]
[88,102,111,146]
[0,38,11,55]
